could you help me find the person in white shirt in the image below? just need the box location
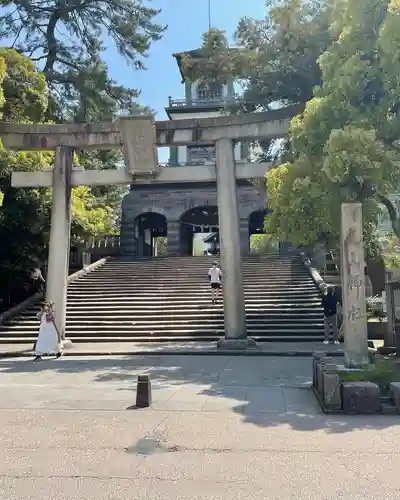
[208,261,222,305]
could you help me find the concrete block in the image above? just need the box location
[316,357,333,395]
[342,382,381,414]
[322,368,342,410]
[312,352,326,388]
[389,382,400,412]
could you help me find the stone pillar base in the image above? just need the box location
[217,338,259,350]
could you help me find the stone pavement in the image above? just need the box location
[0,355,399,499]
[0,340,346,357]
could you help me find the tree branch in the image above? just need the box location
[377,193,400,238]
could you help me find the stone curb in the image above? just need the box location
[313,386,398,416]
[312,353,400,415]
[0,349,345,358]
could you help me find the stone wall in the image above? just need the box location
[120,181,266,256]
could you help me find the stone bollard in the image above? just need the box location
[389,382,400,412]
[136,375,152,408]
[322,364,342,411]
[312,352,326,388]
[316,357,333,396]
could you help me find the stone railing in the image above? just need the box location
[168,95,245,108]
[299,251,328,295]
[0,257,109,325]
[90,235,120,249]
[167,159,252,168]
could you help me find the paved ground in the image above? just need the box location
[0,340,346,357]
[0,354,399,499]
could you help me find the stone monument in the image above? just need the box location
[340,202,369,367]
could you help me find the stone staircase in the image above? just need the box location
[0,255,325,344]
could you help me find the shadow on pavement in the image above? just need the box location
[0,355,399,434]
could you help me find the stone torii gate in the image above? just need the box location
[0,104,300,349]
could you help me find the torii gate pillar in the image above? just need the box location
[46,146,74,342]
[4,116,159,347]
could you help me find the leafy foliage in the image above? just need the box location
[250,234,279,254]
[341,358,400,394]
[182,2,332,109]
[71,186,118,244]
[0,0,165,119]
[0,50,52,304]
[266,0,400,250]
[235,0,332,107]
[0,49,123,308]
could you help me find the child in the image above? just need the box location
[33,300,63,361]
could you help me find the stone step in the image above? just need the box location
[81,265,307,271]
[62,292,321,306]
[110,257,299,263]
[0,334,324,344]
[68,287,321,302]
[0,255,325,346]
[0,327,325,337]
[78,264,307,271]
[63,295,322,303]
[16,302,321,314]
[0,326,324,336]
[17,311,324,320]
[77,268,311,274]
[1,318,325,329]
[67,284,318,291]
[70,280,316,288]
[88,267,310,274]
[7,316,324,327]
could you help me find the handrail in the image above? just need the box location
[0,257,109,325]
[299,251,327,294]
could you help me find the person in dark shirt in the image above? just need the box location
[321,286,339,344]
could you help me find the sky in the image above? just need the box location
[103,0,266,120]
[0,1,267,162]
[102,0,267,160]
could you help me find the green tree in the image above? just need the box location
[266,0,400,292]
[0,49,121,307]
[0,0,165,120]
[181,2,333,158]
[0,49,53,304]
[0,1,164,270]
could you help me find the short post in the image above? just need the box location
[46,146,73,342]
[385,282,395,347]
[135,375,152,408]
[215,138,256,349]
[340,203,369,367]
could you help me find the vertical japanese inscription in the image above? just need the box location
[340,203,369,367]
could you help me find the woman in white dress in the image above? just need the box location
[34,300,63,361]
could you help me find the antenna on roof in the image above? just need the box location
[208,0,212,29]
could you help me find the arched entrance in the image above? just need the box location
[248,209,279,254]
[249,209,267,236]
[180,205,219,256]
[134,212,167,257]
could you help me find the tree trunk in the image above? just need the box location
[366,256,386,296]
